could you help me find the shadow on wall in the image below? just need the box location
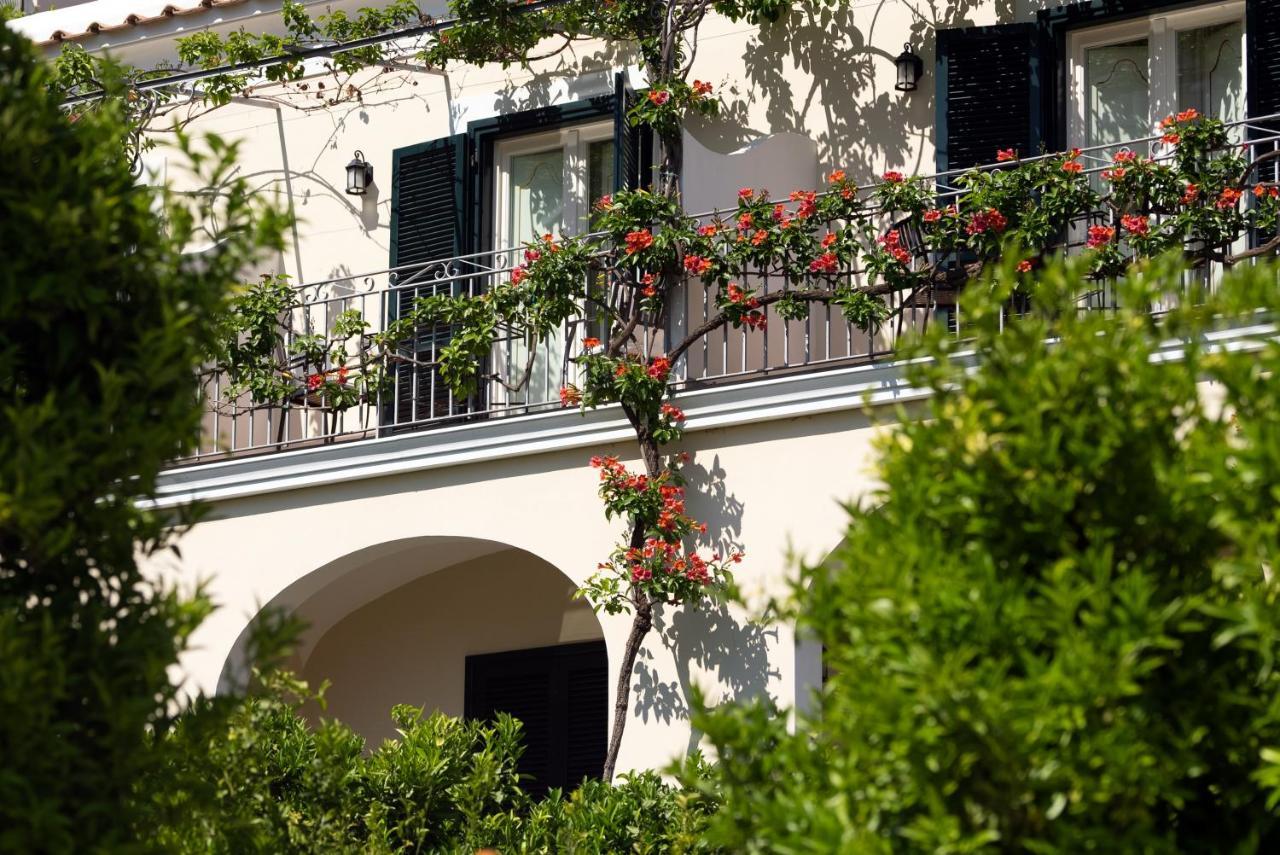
[487,44,631,117]
[695,0,1017,183]
[630,451,777,758]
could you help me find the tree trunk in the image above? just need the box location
[599,424,664,781]
[657,129,683,200]
[601,592,653,781]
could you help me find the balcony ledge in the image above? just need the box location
[150,318,1275,510]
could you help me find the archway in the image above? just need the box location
[223,536,607,792]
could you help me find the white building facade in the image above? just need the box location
[10,0,1280,789]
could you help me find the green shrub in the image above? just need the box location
[147,673,719,853]
[0,25,284,853]
[691,254,1280,852]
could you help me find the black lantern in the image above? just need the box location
[895,43,923,92]
[345,150,373,195]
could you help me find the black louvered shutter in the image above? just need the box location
[936,24,1042,177]
[464,641,607,796]
[613,71,654,191]
[1247,0,1280,131]
[386,134,473,430]
[562,652,609,787]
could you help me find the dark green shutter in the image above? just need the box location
[464,641,608,796]
[936,24,1042,177]
[1247,0,1280,130]
[390,134,467,267]
[613,71,653,191]
[387,135,473,429]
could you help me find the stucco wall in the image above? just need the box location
[148,402,888,773]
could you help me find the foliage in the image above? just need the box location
[581,454,739,614]
[176,0,425,106]
[688,252,1280,852]
[207,273,407,414]
[146,672,720,853]
[0,26,286,852]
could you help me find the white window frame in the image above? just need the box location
[1067,1,1247,150]
[489,120,614,408]
[492,119,614,251]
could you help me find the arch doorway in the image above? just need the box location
[237,537,608,794]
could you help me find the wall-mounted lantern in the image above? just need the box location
[345,150,373,195]
[895,43,924,92]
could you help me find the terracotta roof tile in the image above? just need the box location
[40,0,249,46]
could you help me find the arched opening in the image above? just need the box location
[228,537,607,794]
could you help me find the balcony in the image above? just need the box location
[180,113,1280,468]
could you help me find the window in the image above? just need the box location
[388,82,647,428]
[1069,3,1246,156]
[492,123,615,405]
[464,640,608,796]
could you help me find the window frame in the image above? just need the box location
[1066,1,1247,149]
[492,119,615,252]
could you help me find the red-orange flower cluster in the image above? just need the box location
[809,252,838,274]
[1162,108,1200,127]
[1121,214,1150,236]
[1087,224,1115,248]
[967,208,1008,235]
[726,283,760,309]
[625,229,654,255]
[789,189,818,219]
[684,254,712,275]
[878,228,911,265]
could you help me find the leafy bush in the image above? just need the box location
[0,25,285,852]
[691,254,1280,852]
[146,673,719,853]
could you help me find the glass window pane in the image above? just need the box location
[508,149,564,245]
[588,139,615,213]
[1177,21,1244,123]
[1086,39,1151,151]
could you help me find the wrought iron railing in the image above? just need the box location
[180,113,1280,465]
